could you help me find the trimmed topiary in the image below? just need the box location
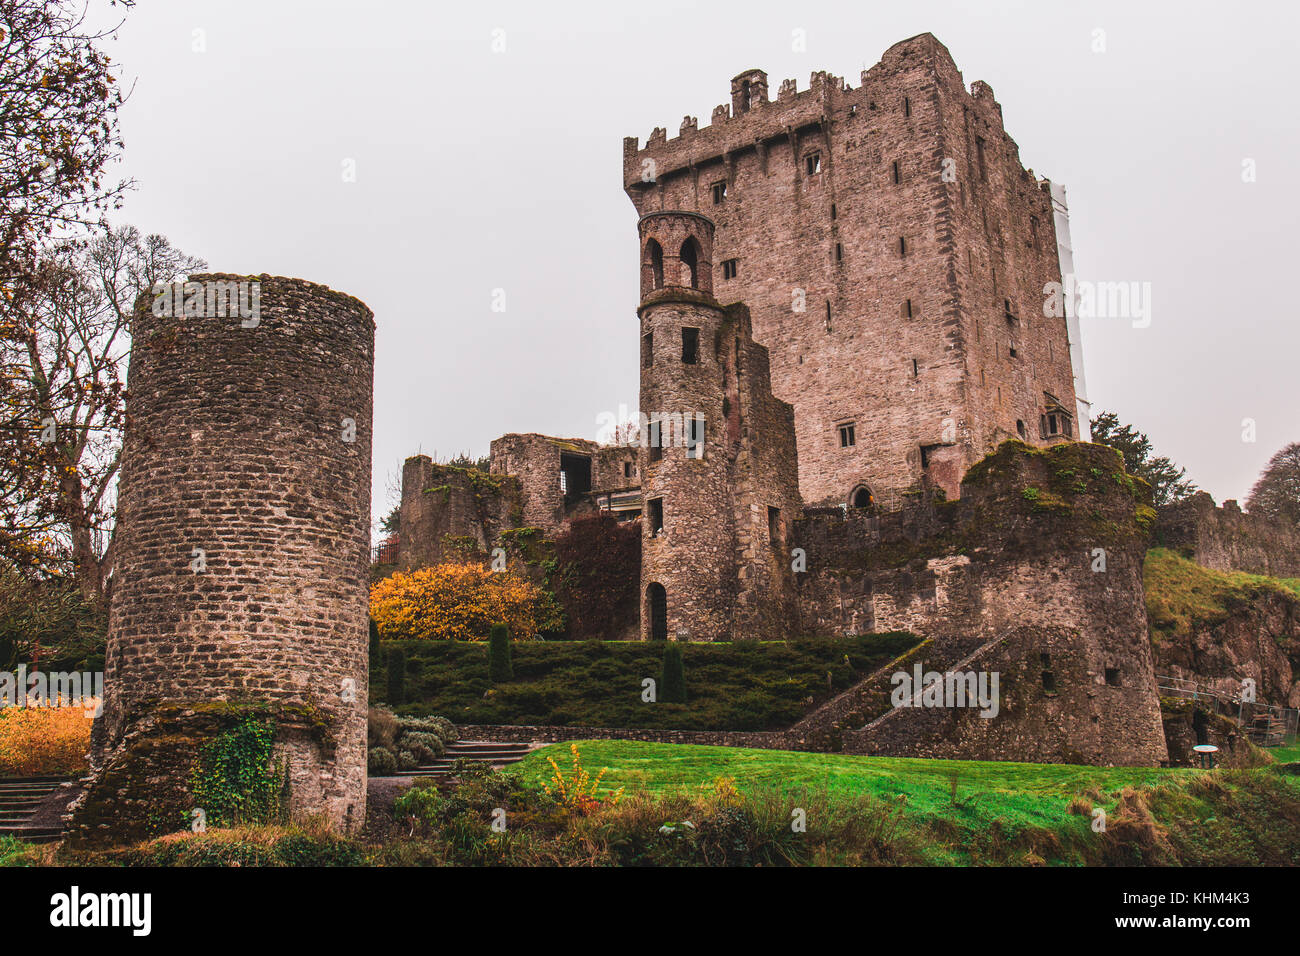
[387,647,406,705]
[662,643,686,703]
[488,623,513,682]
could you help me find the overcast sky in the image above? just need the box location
[99,0,1299,525]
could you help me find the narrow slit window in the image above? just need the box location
[892,160,901,184]
[642,331,654,368]
[768,506,781,545]
[648,418,663,462]
[686,415,705,459]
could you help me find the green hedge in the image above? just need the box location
[371,632,919,731]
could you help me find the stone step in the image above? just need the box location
[0,825,63,844]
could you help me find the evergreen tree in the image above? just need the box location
[488,623,513,682]
[386,647,406,705]
[1090,411,1196,506]
[661,643,686,703]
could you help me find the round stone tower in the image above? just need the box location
[638,212,737,642]
[77,274,373,844]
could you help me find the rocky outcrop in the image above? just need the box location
[1151,586,1300,708]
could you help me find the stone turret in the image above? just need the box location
[71,274,374,846]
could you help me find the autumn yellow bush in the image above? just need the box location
[369,563,546,641]
[0,703,94,776]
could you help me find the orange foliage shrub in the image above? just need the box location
[0,703,94,776]
[369,563,544,641]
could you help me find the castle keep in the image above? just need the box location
[624,33,1080,509]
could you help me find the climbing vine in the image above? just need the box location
[190,716,287,828]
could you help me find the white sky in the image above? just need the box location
[99,0,1300,525]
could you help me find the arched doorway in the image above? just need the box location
[647,582,668,641]
[849,485,874,509]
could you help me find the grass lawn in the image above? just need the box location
[1267,742,1300,763]
[517,739,1184,815]
[516,740,1300,865]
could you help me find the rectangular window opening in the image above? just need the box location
[642,331,653,368]
[682,327,700,364]
[805,152,821,175]
[711,180,727,204]
[648,497,664,536]
[722,258,739,280]
[768,506,781,545]
[838,423,856,448]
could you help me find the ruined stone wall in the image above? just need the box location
[81,274,373,843]
[624,33,1076,508]
[791,441,1168,765]
[397,455,522,569]
[1155,491,1300,578]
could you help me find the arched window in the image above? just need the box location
[645,239,664,290]
[647,583,668,641]
[679,238,700,289]
[850,485,874,509]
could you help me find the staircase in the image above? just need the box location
[406,741,534,779]
[0,777,69,844]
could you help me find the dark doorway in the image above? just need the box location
[647,583,667,641]
[851,486,874,509]
[560,453,592,501]
[1192,709,1209,746]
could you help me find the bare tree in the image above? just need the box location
[1246,442,1300,529]
[1,225,204,611]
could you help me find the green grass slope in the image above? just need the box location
[515,740,1300,865]
[372,632,920,730]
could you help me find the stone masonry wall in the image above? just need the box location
[397,455,522,569]
[1155,491,1300,578]
[82,274,373,839]
[624,33,1077,509]
[790,440,1169,766]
